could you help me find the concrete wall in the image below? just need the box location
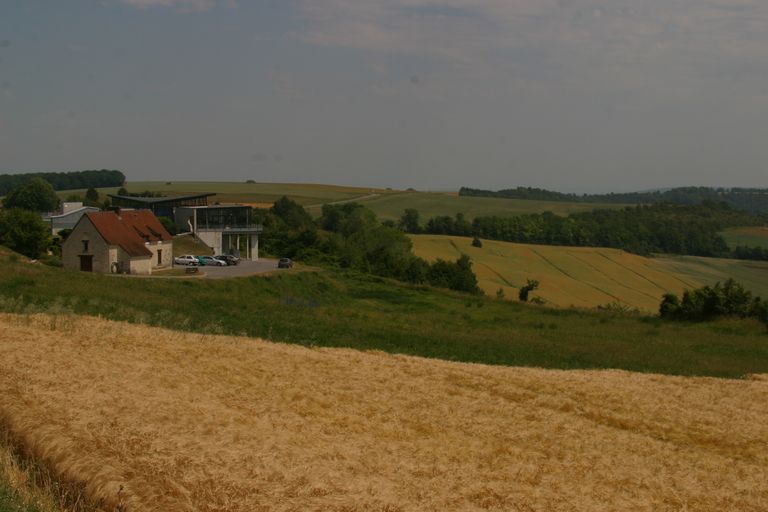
[62,217,113,273]
[196,231,222,255]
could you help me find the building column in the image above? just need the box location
[249,234,259,261]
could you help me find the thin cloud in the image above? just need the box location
[118,0,234,12]
[297,0,768,84]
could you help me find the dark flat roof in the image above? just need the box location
[107,193,215,204]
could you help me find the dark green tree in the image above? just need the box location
[2,177,60,212]
[519,279,540,302]
[398,208,421,233]
[84,187,100,207]
[158,216,178,236]
[0,208,51,258]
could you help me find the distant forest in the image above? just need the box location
[459,186,768,214]
[0,170,125,196]
[403,202,767,259]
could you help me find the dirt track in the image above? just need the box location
[0,313,766,511]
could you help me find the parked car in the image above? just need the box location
[214,254,240,266]
[277,258,293,269]
[174,255,199,266]
[199,255,226,266]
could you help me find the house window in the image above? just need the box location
[82,240,89,253]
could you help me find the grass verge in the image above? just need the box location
[0,247,767,378]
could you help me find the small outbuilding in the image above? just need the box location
[42,202,102,235]
[62,210,173,274]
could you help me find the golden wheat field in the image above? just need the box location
[410,234,704,310]
[1,313,767,511]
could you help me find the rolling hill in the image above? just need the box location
[411,234,768,311]
[56,182,625,219]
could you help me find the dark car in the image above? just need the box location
[214,254,240,266]
[199,255,226,267]
[277,258,293,269]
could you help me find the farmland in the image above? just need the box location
[411,234,768,310]
[721,226,768,250]
[1,246,767,378]
[55,182,625,219]
[0,313,766,511]
[654,255,768,299]
[411,234,692,311]
[56,181,392,207]
[315,190,627,221]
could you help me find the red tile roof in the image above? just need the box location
[84,210,172,257]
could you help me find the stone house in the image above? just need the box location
[62,210,173,274]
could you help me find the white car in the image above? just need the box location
[174,255,199,266]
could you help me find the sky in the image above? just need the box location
[1,0,768,192]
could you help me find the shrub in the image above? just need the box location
[519,279,539,302]
[0,208,51,258]
[659,279,768,327]
[471,237,482,248]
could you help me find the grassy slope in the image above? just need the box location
[171,234,213,256]
[654,255,768,299]
[57,181,393,207]
[720,226,768,249]
[411,234,702,311]
[1,313,766,511]
[0,247,767,378]
[329,190,627,221]
[57,183,624,219]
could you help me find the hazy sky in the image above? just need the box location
[2,0,768,192]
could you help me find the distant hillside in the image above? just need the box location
[411,234,768,311]
[460,186,768,213]
[0,169,125,195]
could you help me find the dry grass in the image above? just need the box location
[0,436,68,512]
[0,313,767,511]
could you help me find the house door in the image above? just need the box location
[157,249,162,265]
[79,255,93,272]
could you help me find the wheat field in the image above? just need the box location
[0,313,767,511]
[411,235,703,310]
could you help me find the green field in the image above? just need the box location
[57,181,393,207]
[411,235,768,311]
[655,255,768,299]
[312,190,627,221]
[1,246,767,378]
[720,227,768,249]
[56,182,624,219]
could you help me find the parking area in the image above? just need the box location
[174,259,285,279]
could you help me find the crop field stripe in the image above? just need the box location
[476,262,518,289]
[565,251,661,303]
[592,252,673,292]
[448,239,464,257]
[529,247,624,304]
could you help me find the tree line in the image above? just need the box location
[0,169,125,195]
[459,186,768,214]
[254,197,481,294]
[400,202,767,258]
[660,279,768,328]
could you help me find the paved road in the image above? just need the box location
[174,259,285,279]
